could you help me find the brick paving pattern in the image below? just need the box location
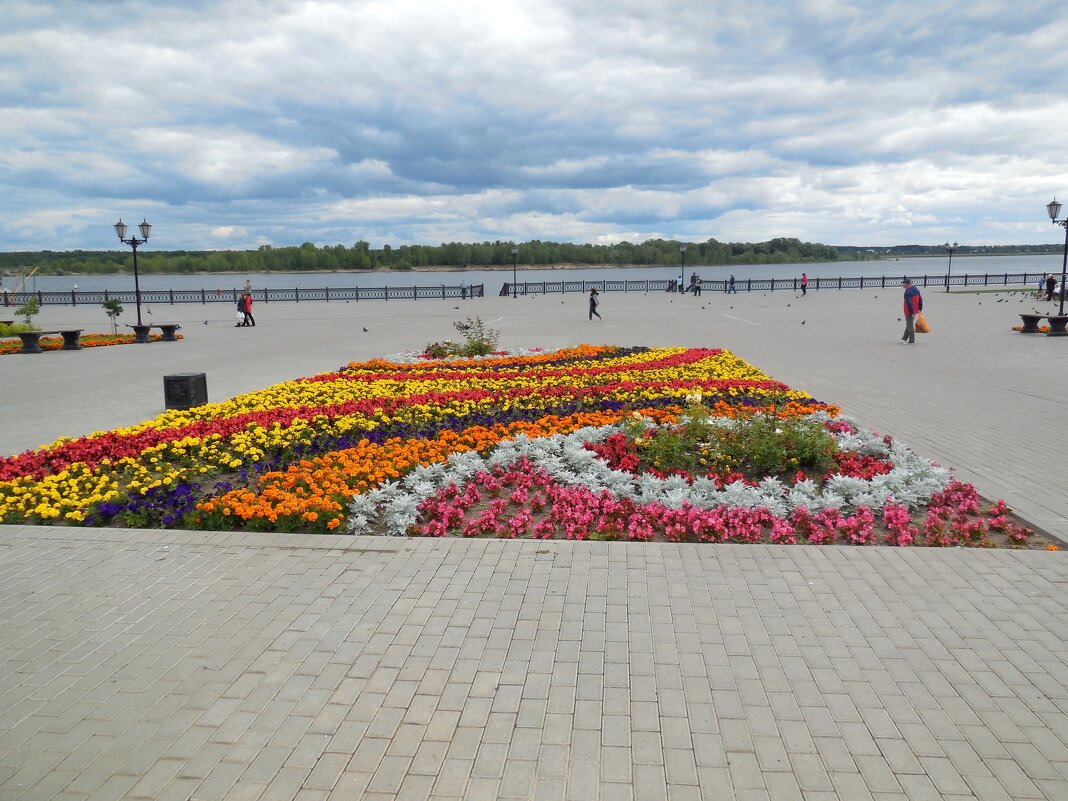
[2,528,1068,800]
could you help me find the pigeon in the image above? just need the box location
[362,326,368,332]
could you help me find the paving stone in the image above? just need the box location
[5,529,1068,801]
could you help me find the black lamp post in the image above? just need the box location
[679,244,687,292]
[944,241,957,292]
[1047,198,1068,328]
[114,218,151,325]
[511,244,518,298]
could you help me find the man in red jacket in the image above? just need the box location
[901,278,922,344]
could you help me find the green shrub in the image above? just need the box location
[423,316,500,358]
[624,406,838,480]
[15,297,39,328]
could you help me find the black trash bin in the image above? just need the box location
[164,373,208,410]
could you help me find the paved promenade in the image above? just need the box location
[3,286,1068,799]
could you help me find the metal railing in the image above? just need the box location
[501,272,1045,296]
[1,283,485,307]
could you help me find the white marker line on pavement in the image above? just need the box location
[720,314,761,326]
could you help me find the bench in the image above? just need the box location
[1018,313,1068,336]
[16,329,83,354]
[1018,314,1045,334]
[127,323,181,343]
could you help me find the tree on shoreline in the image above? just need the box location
[0,237,858,276]
[2,238,1057,277]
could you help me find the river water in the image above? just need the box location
[1,254,1061,294]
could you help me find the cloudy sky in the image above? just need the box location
[2,0,1067,251]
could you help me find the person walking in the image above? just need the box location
[800,273,808,296]
[588,288,602,320]
[242,291,255,327]
[727,274,737,294]
[901,278,922,344]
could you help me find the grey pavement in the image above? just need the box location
[3,283,1068,800]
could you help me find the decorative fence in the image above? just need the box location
[1,283,485,308]
[501,272,1047,296]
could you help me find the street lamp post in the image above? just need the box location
[1047,199,1068,332]
[114,218,152,325]
[511,244,519,298]
[679,244,687,292]
[944,241,957,292]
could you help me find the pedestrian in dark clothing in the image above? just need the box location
[901,278,922,344]
[588,288,601,320]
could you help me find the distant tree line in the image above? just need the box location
[0,237,863,276]
[836,244,1062,257]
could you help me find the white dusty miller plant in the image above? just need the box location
[347,413,951,536]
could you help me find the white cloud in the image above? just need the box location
[0,0,1065,250]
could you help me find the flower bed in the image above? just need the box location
[0,345,1043,547]
[0,332,182,355]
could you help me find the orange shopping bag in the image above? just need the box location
[914,312,930,333]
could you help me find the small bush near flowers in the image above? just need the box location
[612,402,838,481]
[423,316,500,357]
